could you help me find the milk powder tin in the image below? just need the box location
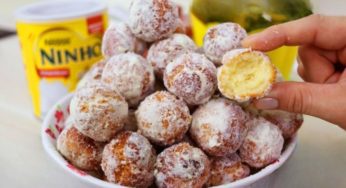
[16,0,108,118]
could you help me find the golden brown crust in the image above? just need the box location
[189,98,248,156]
[101,131,156,187]
[129,0,179,42]
[207,154,250,186]
[136,91,191,146]
[70,84,128,142]
[155,143,210,188]
[163,52,217,105]
[57,126,103,171]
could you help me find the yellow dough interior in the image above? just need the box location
[219,52,275,99]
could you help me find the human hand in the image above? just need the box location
[242,14,346,129]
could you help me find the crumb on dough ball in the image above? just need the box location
[57,122,103,171]
[203,22,247,65]
[101,131,156,188]
[147,33,197,78]
[70,84,128,142]
[102,22,147,58]
[240,117,284,168]
[101,52,155,107]
[76,60,106,90]
[164,52,217,106]
[189,98,248,156]
[260,110,303,139]
[129,0,180,42]
[155,143,211,188]
[207,153,250,186]
[136,91,191,146]
[218,48,276,102]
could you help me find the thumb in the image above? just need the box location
[254,81,341,119]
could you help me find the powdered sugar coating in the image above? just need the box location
[77,60,106,90]
[70,84,128,142]
[101,131,156,187]
[129,0,179,42]
[260,110,303,139]
[203,22,247,65]
[102,53,155,107]
[189,98,248,156]
[240,117,284,168]
[154,143,210,188]
[164,52,217,105]
[57,124,103,171]
[147,33,197,78]
[207,153,250,186]
[245,104,303,139]
[102,22,147,58]
[136,91,191,146]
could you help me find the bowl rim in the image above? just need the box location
[41,93,297,188]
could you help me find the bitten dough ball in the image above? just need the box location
[57,123,103,171]
[101,52,155,107]
[70,84,128,142]
[101,23,146,58]
[77,60,106,90]
[136,91,191,146]
[164,52,217,106]
[147,33,197,78]
[218,49,276,102]
[101,131,156,188]
[189,98,248,156]
[207,153,250,186]
[260,110,303,139]
[129,0,179,42]
[203,22,247,65]
[155,143,211,188]
[239,117,284,168]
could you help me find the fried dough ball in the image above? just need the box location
[164,52,217,105]
[154,143,210,188]
[57,122,103,171]
[207,153,250,186]
[129,0,179,42]
[147,33,197,78]
[101,131,156,187]
[101,52,155,107]
[190,98,248,156]
[136,91,191,146]
[70,84,128,142]
[203,23,247,65]
[239,117,284,168]
[102,22,146,58]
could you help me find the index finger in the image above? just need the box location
[241,14,346,51]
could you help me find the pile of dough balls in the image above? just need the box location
[56,0,304,187]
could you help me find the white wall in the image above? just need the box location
[311,0,346,15]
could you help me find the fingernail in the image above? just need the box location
[255,98,279,110]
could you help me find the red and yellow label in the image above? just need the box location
[17,13,108,118]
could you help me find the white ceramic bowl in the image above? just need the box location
[42,93,297,188]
